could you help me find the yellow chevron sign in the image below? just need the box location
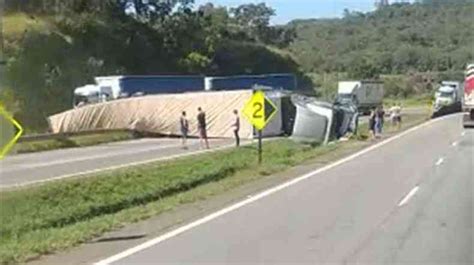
[0,105,23,159]
[242,90,277,131]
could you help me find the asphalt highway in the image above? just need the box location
[0,138,238,188]
[95,114,473,265]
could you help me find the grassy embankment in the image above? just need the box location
[383,94,433,108]
[0,110,430,264]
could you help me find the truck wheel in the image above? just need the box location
[463,112,474,129]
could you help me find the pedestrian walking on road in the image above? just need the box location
[179,111,189,149]
[197,107,210,149]
[232,109,240,147]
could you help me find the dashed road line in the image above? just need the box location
[435,157,444,166]
[398,186,420,207]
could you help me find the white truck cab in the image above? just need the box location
[73,84,112,108]
[435,86,457,107]
[73,76,122,107]
[434,81,463,110]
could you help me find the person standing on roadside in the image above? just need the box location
[197,107,210,149]
[232,109,240,147]
[395,103,402,130]
[375,106,385,137]
[179,111,189,149]
[369,108,377,139]
[389,103,402,130]
[389,104,397,126]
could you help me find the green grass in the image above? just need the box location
[0,139,336,263]
[0,115,15,155]
[384,94,434,108]
[353,110,430,141]
[13,131,135,154]
[0,110,431,264]
[3,13,52,53]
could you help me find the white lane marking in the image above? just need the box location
[1,138,285,189]
[461,131,466,136]
[451,141,458,147]
[95,114,448,265]
[435,158,444,166]
[398,186,419,207]
[2,144,185,172]
[0,143,235,189]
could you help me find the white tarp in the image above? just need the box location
[49,89,287,139]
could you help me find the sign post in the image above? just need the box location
[242,90,277,164]
[257,129,262,163]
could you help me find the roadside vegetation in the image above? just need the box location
[2,0,472,132]
[1,0,310,132]
[291,0,472,105]
[0,110,430,264]
[13,131,135,154]
[384,94,433,108]
[289,0,474,77]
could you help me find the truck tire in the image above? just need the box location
[463,111,474,129]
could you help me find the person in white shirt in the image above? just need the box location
[389,104,402,130]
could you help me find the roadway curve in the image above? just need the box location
[94,114,473,264]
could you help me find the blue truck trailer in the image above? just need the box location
[73,75,204,106]
[204,74,297,91]
[73,74,297,107]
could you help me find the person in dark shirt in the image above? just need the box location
[369,108,376,139]
[179,111,189,149]
[197,107,210,149]
[232,109,240,147]
[375,106,385,137]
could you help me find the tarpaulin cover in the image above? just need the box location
[49,90,263,139]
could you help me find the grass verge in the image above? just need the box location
[0,111,430,264]
[14,131,135,154]
[383,94,433,108]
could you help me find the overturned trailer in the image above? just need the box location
[49,90,290,139]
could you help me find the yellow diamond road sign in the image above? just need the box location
[0,106,23,159]
[242,90,278,131]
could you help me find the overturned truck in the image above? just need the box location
[50,90,294,139]
[49,90,357,143]
[291,95,358,144]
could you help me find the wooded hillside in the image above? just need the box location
[289,0,474,78]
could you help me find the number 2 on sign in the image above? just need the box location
[253,102,263,118]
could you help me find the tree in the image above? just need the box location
[348,56,380,80]
[230,3,275,42]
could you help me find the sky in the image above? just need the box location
[193,0,385,25]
